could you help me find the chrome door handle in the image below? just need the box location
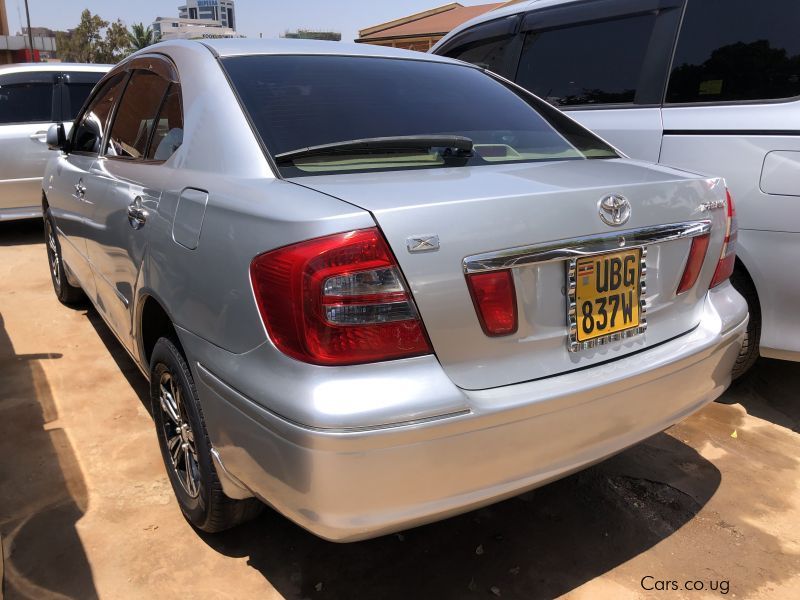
[30,130,48,142]
[127,197,148,230]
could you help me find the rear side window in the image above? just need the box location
[72,73,126,154]
[64,72,104,120]
[0,72,55,124]
[146,84,184,161]
[106,70,170,159]
[666,0,800,103]
[515,13,659,107]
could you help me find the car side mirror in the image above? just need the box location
[47,123,68,152]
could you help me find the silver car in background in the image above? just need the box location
[434,0,800,374]
[0,63,108,221]
[43,39,746,541]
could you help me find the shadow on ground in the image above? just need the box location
[0,314,98,599]
[719,358,800,433]
[0,219,43,247]
[199,432,721,600]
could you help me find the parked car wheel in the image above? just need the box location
[150,337,263,532]
[44,209,85,305]
[730,265,761,379]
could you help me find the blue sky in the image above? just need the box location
[6,1,490,42]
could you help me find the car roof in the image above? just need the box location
[189,37,459,64]
[0,62,112,75]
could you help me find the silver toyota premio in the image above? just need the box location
[42,39,747,541]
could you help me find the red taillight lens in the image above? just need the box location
[250,228,432,366]
[676,234,710,295]
[465,270,518,337]
[711,189,738,288]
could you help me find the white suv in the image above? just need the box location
[0,63,109,221]
[434,0,800,376]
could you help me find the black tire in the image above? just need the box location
[730,265,761,380]
[150,337,263,532]
[44,208,85,305]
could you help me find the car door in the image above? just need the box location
[46,71,128,295]
[510,0,683,163]
[0,69,59,216]
[86,59,181,353]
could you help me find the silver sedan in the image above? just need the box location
[42,39,747,541]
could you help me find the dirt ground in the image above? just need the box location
[1,219,799,600]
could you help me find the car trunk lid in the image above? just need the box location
[292,159,728,390]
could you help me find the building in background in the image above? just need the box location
[179,0,236,32]
[153,16,238,41]
[356,2,514,51]
[0,0,58,63]
[281,29,341,42]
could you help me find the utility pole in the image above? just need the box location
[23,0,34,62]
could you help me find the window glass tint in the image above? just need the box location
[516,14,658,107]
[446,37,511,73]
[146,84,184,161]
[72,73,126,154]
[0,73,54,124]
[223,55,617,177]
[667,0,800,103]
[64,73,104,120]
[106,70,170,159]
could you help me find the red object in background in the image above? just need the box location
[12,49,41,62]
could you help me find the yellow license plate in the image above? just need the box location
[574,249,642,343]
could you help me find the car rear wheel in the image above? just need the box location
[730,265,761,380]
[44,209,85,305]
[150,337,263,532]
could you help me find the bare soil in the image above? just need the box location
[1,220,799,599]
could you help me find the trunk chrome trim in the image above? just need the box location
[462,220,712,274]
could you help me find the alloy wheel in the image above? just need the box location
[158,371,201,498]
[45,219,61,289]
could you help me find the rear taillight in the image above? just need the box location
[676,234,710,295]
[250,228,432,366]
[710,189,738,288]
[466,270,518,337]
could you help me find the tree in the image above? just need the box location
[56,9,131,63]
[129,23,155,50]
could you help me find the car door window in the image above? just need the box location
[0,72,55,124]
[446,37,514,74]
[106,70,170,160]
[146,83,184,161]
[515,13,659,107]
[666,0,800,103]
[63,72,105,120]
[71,72,126,155]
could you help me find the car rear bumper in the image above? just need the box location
[0,206,41,221]
[189,283,747,542]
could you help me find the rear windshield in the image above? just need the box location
[222,55,618,177]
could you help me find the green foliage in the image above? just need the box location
[56,9,133,63]
[129,23,155,51]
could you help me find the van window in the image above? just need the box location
[0,72,55,124]
[666,0,800,103]
[515,13,659,107]
[445,37,513,74]
[64,72,104,120]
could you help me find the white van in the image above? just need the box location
[0,63,109,221]
[434,0,800,376]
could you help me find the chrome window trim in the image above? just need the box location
[462,220,712,274]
